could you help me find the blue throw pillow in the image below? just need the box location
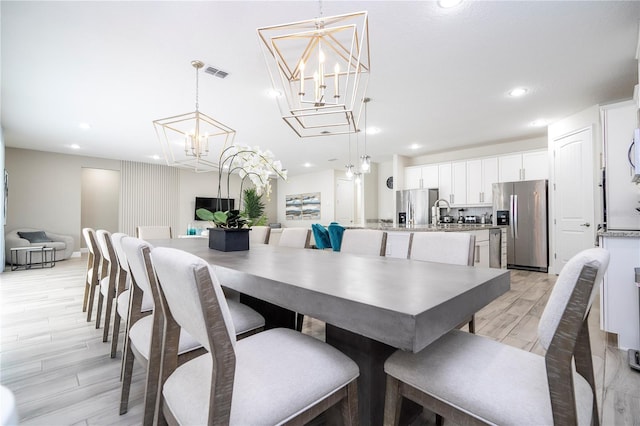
[312,224,332,249]
[17,231,53,243]
[328,223,345,252]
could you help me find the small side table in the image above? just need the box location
[10,246,56,271]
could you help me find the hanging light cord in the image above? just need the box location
[195,64,200,111]
[364,100,368,155]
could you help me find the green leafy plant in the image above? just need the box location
[196,208,249,229]
[242,188,267,227]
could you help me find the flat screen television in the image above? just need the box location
[194,197,235,220]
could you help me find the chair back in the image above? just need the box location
[279,228,311,248]
[111,233,129,273]
[538,247,610,350]
[82,228,101,257]
[249,226,271,245]
[409,232,475,266]
[311,224,332,249]
[536,247,609,425]
[121,237,155,309]
[152,247,237,423]
[136,226,172,240]
[152,247,237,353]
[96,230,115,264]
[340,229,387,256]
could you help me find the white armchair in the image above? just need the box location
[5,227,74,265]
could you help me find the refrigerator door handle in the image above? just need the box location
[513,194,519,239]
[509,195,515,239]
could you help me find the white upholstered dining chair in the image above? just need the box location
[340,229,387,256]
[136,225,172,240]
[151,247,360,425]
[278,227,311,248]
[383,247,609,426]
[249,225,270,245]
[109,232,133,358]
[409,231,476,332]
[119,237,265,424]
[81,227,104,322]
[95,230,119,341]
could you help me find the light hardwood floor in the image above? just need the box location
[1,257,638,425]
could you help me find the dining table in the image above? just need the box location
[150,238,510,425]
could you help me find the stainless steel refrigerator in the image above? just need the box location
[492,180,548,272]
[396,188,439,226]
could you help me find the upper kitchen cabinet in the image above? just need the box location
[601,100,640,230]
[498,150,548,182]
[404,166,422,189]
[467,157,498,205]
[439,162,466,205]
[403,164,439,190]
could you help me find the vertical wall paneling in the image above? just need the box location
[120,161,180,237]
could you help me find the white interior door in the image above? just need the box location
[335,178,354,225]
[553,127,595,274]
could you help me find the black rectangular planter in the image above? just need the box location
[208,228,250,252]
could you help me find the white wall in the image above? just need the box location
[277,169,335,227]
[377,160,394,221]
[81,168,120,240]
[5,148,120,251]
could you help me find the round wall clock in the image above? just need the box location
[386,176,394,189]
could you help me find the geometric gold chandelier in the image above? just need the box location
[257,11,370,138]
[153,60,235,173]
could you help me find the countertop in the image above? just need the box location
[597,229,640,238]
[366,224,506,232]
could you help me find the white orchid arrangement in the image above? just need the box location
[196,144,287,229]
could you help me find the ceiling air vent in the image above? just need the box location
[205,66,229,79]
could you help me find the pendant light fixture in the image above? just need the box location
[353,128,362,184]
[153,60,235,173]
[345,132,354,179]
[258,8,370,138]
[360,97,372,173]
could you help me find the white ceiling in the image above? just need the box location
[2,1,639,176]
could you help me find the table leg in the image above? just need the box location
[239,294,298,330]
[325,324,422,426]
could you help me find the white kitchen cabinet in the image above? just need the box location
[385,232,411,258]
[438,163,452,205]
[498,150,548,182]
[421,164,439,189]
[404,166,422,189]
[438,162,466,206]
[404,164,439,190]
[469,230,490,267]
[601,100,640,230]
[467,157,498,205]
[600,235,640,351]
[521,151,548,181]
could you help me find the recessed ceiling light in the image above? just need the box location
[70,144,80,150]
[438,0,463,8]
[78,123,91,130]
[267,89,283,98]
[508,87,528,97]
[530,119,548,127]
[366,127,381,135]
[151,154,161,161]
[409,143,422,150]
[303,162,312,168]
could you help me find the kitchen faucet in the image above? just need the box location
[432,198,451,225]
